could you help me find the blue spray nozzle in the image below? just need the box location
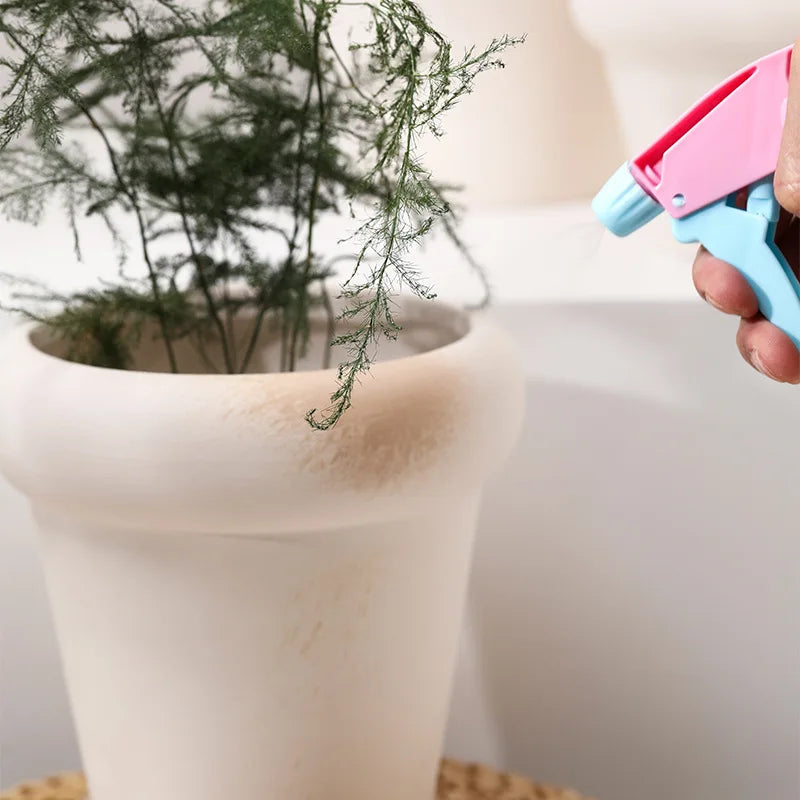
[592,162,663,237]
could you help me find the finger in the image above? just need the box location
[736,316,800,383]
[693,246,759,317]
[775,40,800,215]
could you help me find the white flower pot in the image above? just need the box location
[0,297,524,800]
[568,0,799,152]
[414,0,624,206]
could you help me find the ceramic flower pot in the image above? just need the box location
[413,0,623,207]
[568,0,799,152]
[0,296,524,800]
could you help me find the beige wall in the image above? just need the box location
[419,0,624,208]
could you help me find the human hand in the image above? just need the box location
[693,40,800,383]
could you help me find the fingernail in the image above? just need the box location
[750,349,781,381]
[705,293,726,313]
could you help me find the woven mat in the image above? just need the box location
[0,759,593,800]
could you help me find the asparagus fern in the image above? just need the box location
[0,0,520,428]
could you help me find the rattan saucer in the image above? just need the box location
[0,759,593,800]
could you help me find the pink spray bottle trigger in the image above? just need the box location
[592,44,800,351]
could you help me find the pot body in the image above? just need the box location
[0,299,524,800]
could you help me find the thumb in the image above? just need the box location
[775,40,800,215]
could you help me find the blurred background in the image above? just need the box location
[2,2,800,799]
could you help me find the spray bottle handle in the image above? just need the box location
[671,175,800,350]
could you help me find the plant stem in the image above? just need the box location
[239,306,268,374]
[321,281,335,370]
[224,279,237,369]
[308,67,418,429]
[280,309,290,372]
[261,1,315,374]
[144,64,235,372]
[288,7,326,371]
[1,28,180,372]
[192,331,222,374]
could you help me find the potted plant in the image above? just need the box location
[0,3,524,800]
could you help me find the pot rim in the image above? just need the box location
[11,293,475,382]
[0,295,523,532]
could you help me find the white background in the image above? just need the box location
[3,2,800,799]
